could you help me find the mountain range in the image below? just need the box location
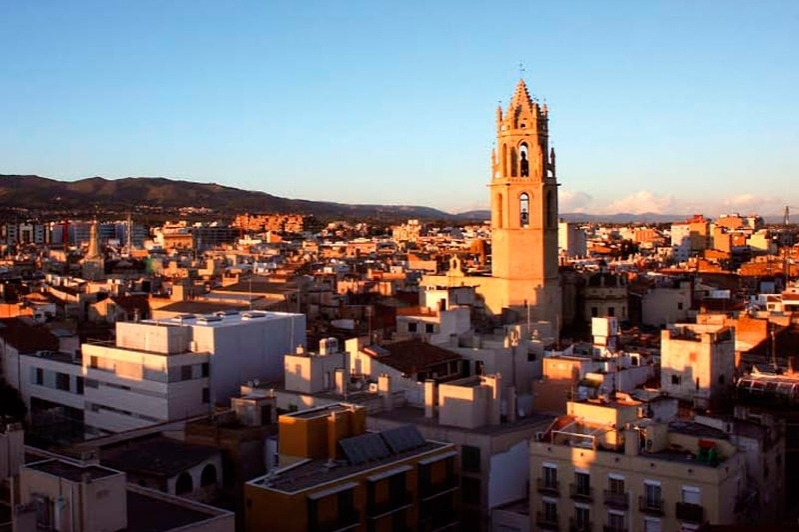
[0,174,777,224]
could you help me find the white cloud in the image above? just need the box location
[603,191,675,215]
[559,189,594,213]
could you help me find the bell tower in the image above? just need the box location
[487,79,560,326]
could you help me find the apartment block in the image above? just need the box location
[529,398,749,532]
[660,324,735,409]
[244,403,459,532]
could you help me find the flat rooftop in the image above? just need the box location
[125,488,231,532]
[370,405,555,435]
[253,439,450,493]
[26,459,120,482]
[144,310,302,328]
[284,403,354,420]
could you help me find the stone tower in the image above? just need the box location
[485,79,561,328]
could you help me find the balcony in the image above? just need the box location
[569,483,594,502]
[675,502,705,524]
[313,510,360,532]
[603,489,629,509]
[420,476,459,502]
[367,492,413,520]
[569,518,593,532]
[535,511,560,531]
[536,478,561,496]
[638,495,665,516]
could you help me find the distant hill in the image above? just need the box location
[0,175,452,221]
[0,175,781,225]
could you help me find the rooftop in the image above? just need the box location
[124,487,232,532]
[144,310,301,329]
[371,405,554,435]
[101,435,220,479]
[251,426,451,493]
[362,339,461,375]
[26,459,120,482]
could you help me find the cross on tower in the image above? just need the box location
[518,62,525,78]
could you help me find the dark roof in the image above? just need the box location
[100,436,220,479]
[110,294,150,316]
[155,300,251,314]
[366,339,461,375]
[0,318,59,353]
[124,489,228,532]
[27,459,119,482]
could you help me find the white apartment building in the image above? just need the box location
[81,311,304,434]
[558,221,588,259]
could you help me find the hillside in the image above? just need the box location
[0,175,452,221]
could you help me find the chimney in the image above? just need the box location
[378,373,393,411]
[624,425,639,456]
[484,374,502,426]
[334,368,346,396]
[507,386,518,423]
[424,379,437,418]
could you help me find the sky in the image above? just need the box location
[0,1,796,216]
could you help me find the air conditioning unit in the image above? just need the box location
[368,383,379,393]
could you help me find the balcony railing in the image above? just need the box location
[367,492,413,520]
[569,483,594,502]
[603,489,629,509]
[420,476,459,502]
[536,478,561,496]
[535,511,560,531]
[569,518,593,532]
[675,502,705,524]
[638,496,665,515]
[313,510,360,532]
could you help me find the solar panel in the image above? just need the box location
[380,425,426,454]
[339,433,391,465]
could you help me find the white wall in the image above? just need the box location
[487,440,530,509]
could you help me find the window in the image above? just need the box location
[574,472,591,496]
[681,486,701,505]
[76,377,84,395]
[35,368,43,385]
[609,477,624,495]
[202,387,210,404]
[448,361,459,374]
[643,517,662,532]
[575,506,590,528]
[543,500,558,522]
[607,512,625,531]
[678,302,684,310]
[181,365,193,381]
[461,476,481,505]
[462,445,481,472]
[718,374,725,385]
[520,193,530,227]
[644,482,662,506]
[671,374,681,385]
[543,465,558,488]
[425,323,435,334]
[475,360,484,376]
[591,307,598,317]
[55,372,70,392]
[408,322,418,333]
[608,306,615,317]
[201,363,209,378]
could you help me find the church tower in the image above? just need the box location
[486,79,561,326]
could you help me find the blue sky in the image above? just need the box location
[0,1,796,215]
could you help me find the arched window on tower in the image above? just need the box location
[520,193,530,228]
[496,193,504,227]
[519,143,529,177]
[502,144,508,178]
[546,190,554,228]
[510,147,518,177]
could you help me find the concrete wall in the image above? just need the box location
[642,284,691,327]
[487,440,529,509]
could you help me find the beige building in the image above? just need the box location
[422,79,561,334]
[528,398,750,532]
[641,279,692,327]
[584,271,628,322]
[660,324,735,409]
[14,457,234,531]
